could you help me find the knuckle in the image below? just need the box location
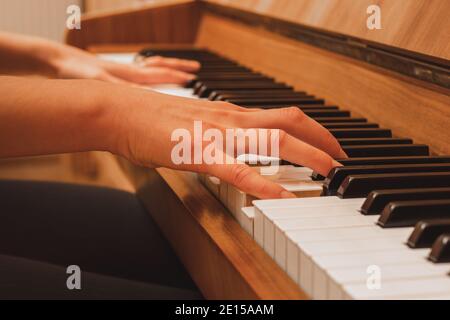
[229,164,253,186]
[281,106,306,124]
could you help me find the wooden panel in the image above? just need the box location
[66,0,201,49]
[196,14,450,155]
[206,0,450,60]
[117,160,307,300]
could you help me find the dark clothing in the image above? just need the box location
[0,180,201,299]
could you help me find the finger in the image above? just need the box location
[205,152,296,200]
[276,131,342,176]
[238,106,347,158]
[145,67,196,85]
[141,56,201,72]
[218,127,341,177]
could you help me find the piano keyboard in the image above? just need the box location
[134,48,450,299]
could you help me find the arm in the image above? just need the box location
[0,76,345,199]
[0,31,199,84]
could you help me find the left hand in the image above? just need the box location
[53,45,200,85]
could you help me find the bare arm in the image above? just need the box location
[0,76,345,199]
[0,31,199,84]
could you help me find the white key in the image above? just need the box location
[329,262,450,300]
[204,176,220,198]
[314,249,430,299]
[238,207,255,237]
[264,202,365,259]
[345,277,450,299]
[301,236,411,299]
[253,196,363,247]
[285,226,411,285]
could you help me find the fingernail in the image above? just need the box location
[338,149,348,159]
[332,159,343,168]
[280,191,297,199]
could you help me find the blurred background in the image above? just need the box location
[0,0,169,41]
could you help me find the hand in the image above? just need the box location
[53,45,200,85]
[105,84,346,200]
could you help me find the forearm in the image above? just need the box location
[0,31,67,76]
[0,76,120,158]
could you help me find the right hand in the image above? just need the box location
[104,83,346,200]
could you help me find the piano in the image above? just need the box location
[67,0,450,299]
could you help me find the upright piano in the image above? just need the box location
[66,0,450,299]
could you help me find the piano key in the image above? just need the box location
[300,110,352,118]
[253,197,364,246]
[328,263,450,300]
[338,138,412,146]
[337,172,450,198]
[344,277,450,300]
[263,202,366,258]
[322,123,379,129]
[285,226,412,283]
[196,82,292,97]
[240,105,339,111]
[208,88,297,100]
[323,163,450,196]
[315,117,367,123]
[225,97,325,105]
[342,144,429,157]
[407,219,450,248]
[197,66,252,73]
[377,199,450,228]
[361,188,450,215]
[213,91,310,101]
[239,207,255,237]
[204,176,220,198]
[317,251,433,299]
[187,74,272,88]
[330,128,392,138]
[193,79,279,92]
[429,234,450,263]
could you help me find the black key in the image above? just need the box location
[194,80,277,92]
[337,172,450,198]
[339,138,412,146]
[196,83,291,98]
[316,117,367,123]
[198,66,251,72]
[342,144,429,157]
[338,156,450,166]
[225,97,325,105]
[428,234,450,263]
[303,110,351,118]
[213,91,309,100]
[187,74,271,88]
[407,219,450,248]
[322,123,379,129]
[331,128,391,138]
[324,163,450,196]
[312,156,450,181]
[209,88,297,100]
[361,188,450,215]
[242,105,339,110]
[377,199,450,228]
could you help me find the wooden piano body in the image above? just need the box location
[66,0,450,299]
